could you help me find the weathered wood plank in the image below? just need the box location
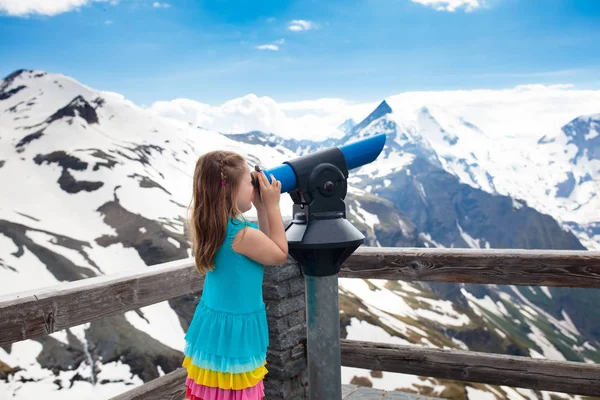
[343,383,360,398]
[2,247,600,346]
[342,385,443,399]
[112,378,443,400]
[340,339,600,397]
[110,368,187,400]
[0,258,202,347]
[384,391,442,400]
[340,247,600,288]
[343,386,388,399]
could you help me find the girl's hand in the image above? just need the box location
[258,171,281,208]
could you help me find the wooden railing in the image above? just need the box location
[1,247,600,398]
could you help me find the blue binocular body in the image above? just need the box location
[256,133,386,192]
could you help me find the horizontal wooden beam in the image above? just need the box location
[340,339,600,396]
[110,368,187,400]
[0,258,202,347]
[340,247,600,288]
[2,247,599,346]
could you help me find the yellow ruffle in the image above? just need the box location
[183,356,267,390]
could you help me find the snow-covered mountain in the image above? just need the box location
[231,97,600,251]
[225,98,600,398]
[1,70,599,400]
[378,102,600,250]
[0,69,296,398]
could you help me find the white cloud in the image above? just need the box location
[410,0,483,12]
[152,2,170,8]
[0,0,113,16]
[385,84,600,139]
[288,19,315,31]
[150,95,366,140]
[255,39,284,51]
[149,85,600,142]
[256,44,279,51]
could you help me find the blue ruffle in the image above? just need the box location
[184,348,266,373]
[184,301,269,362]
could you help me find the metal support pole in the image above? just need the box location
[305,274,342,400]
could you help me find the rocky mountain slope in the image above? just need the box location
[0,70,598,400]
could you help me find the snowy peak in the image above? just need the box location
[416,105,488,146]
[344,102,496,194]
[417,106,459,146]
[2,69,600,400]
[352,100,392,134]
[46,95,100,125]
[1,69,44,98]
[338,118,357,135]
[561,113,600,162]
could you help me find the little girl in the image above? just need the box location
[183,150,288,400]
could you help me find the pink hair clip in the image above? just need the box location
[221,180,226,186]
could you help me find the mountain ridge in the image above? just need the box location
[1,69,598,400]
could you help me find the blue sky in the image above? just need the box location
[1,0,600,105]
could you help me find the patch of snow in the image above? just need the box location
[49,331,69,346]
[167,237,181,248]
[529,287,537,295]
[460,289,510,318]
[457,222,483,248]
[342,366,435,393]
[510,286,579,341]
[451,337,469,350]
[512,198,524,210]
[540,286,552,298]
[345,318,412,346]
[466,386,497,400]
[419,232,446,248]
[583,341,596,351]
[0,238,62,296]
[527,324,566,361]
[124,301,186,351]
[585,128,598,140]
[501,386,538,400]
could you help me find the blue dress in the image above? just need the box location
[183,216,269,400]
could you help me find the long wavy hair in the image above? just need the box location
[188,150,247,273]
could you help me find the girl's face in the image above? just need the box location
[236,163,254,213]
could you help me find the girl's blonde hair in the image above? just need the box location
[188,150,247,273]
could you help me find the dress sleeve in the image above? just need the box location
[226,219,258,242]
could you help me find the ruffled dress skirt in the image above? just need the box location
[183,301,269,400]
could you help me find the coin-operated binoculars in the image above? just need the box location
[253,133,387,400]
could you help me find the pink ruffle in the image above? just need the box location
[185,378,264,400]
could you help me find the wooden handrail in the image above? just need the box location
[0,258,201,347]
[2,248,599,347]
[340,339,600,396]
[340,247,600,288]
[111,339,600,398]
[109,368,187,400]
